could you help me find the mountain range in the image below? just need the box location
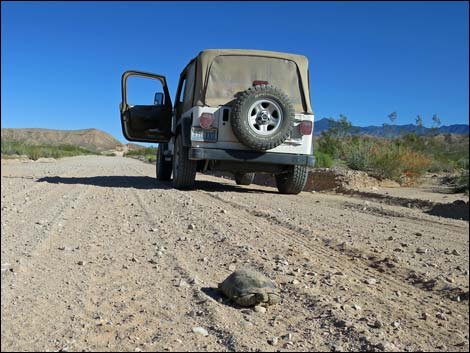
[313,118,469,137]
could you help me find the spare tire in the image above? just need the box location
[231,84,295,150]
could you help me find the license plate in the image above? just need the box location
[191,127,218,142]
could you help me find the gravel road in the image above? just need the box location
[1,156,468,352]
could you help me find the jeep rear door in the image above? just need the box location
[120,71,172,143]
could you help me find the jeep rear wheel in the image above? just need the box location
[234,172,255,185]
[172,134,196,189]
[156,143,172,181]
[231,84,295,151]
[275,166,308,194]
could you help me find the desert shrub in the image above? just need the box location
[1,139,97,159]
[454,171,469,194]
[313,116,468,183]
[337,138,431,183]
[28,147,42,160]
[314,150,333,168]
[124,147,157,163]
[317,134,341,159]
[341,139,374,171]
[366,142,406,181]
[397,150,432,183]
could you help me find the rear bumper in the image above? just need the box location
[189,147,315,167]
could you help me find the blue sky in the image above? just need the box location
[2,1,469,143]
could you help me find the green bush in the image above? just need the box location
[313,117,468,184]
[455,171,469,194]
[314,150,333,168]
[123,147,157,164]
[342,139,374,171]
[1,139,97,159]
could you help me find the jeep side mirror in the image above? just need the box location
[154,92,164,106]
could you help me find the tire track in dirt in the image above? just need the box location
[194,190,469,351]
[128,161,469,351]
[1,160,97,206]
[1,184,92,351]
[203,190,469,301]
[118,166,328,351]
[126,180,244,352]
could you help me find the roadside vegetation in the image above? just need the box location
[313,115,469,191]
[123,147,157,163]
[1,139,98,160]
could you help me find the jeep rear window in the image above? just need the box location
[205,55,304,112]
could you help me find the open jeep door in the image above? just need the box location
[120,71,172,143]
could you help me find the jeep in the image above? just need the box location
[119,49,315,194]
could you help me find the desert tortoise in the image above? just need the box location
[218,268,281,307]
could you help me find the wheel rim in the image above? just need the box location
[247,99,283,136]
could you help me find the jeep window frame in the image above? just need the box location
[174,60,197,121]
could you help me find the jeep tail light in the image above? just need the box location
[299,121,313,135]
[199,113,214,129]
[253,80,268,86]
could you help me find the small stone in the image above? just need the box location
[241,320,253,328]
[421,312,429,320]
[334,319,350,328]
[365,278,377,285]
[189,277,200,285]
[268,337,279,346]
[451,249,461,256]
[188,224,195,230]
[392,320,400,328]
[131,257,139,263]
[282,333,293,341]
[292,279,300,285]
[332,344,344,352]
[192,326,209,337]
[415,232,423,237]
[371,319,382,328]
[416,248,428,254]
[77,261,85,266]
[352,304,362,311]
[436,312,448,321]
[254,305,266,313]
[375,343,385,351]
[228,264,236,271]
[176,279,188,287]
[220,209,227,214]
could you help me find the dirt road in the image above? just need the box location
[1,156,469,352]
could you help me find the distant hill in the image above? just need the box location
[313,118,469,137]
[125,143,147,151]
[1,128,123,152]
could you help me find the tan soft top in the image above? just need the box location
[184,49,312,113]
